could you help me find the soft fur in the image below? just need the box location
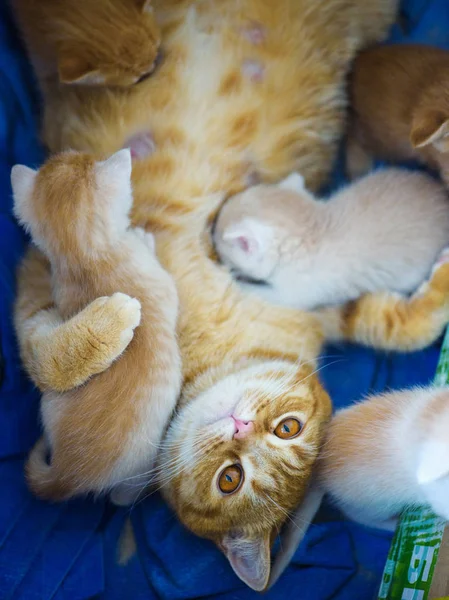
[12,149,181,504]
[11,0,161,88]
[214,168,449,310]
[347,44,449,185]
[15,0,439,590]
[319,386,449,530]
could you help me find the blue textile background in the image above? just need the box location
[0,1,448,598]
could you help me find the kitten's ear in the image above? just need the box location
[417,440,449,485]
[222,218,272,257]
[278,172,305,193]
[11,165,37,226]
[136,0,154,14]
[268,484,323,588]
[220,531,271,591]
[410,111,449,150]
[58,53,105,86]
[97,149,133,183]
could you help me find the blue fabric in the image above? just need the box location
[0,1,447,598]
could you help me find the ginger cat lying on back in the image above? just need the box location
[11,0,161,88]
[12,149,181,505]
[14,0,428,590]
[347,44,449,185]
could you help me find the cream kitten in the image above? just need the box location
[11,149,181,505]
[319,386,449,531]
[214,169,449,310]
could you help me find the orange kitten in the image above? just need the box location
[214,169,449,310]
[347,44,449,185]
[319,386,449,530]
[11,149,181,505]
[11,0,161,88]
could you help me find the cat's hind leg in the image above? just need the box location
[15,246,141,392]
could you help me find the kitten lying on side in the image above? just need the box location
[319,386,449,530]
[347,44,449,185]
[11,0,161,88]
[11,149,181,505]
[214,169,449,310]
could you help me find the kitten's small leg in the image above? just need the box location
[318,249,449,351]
[15,247,141,392]
[345,125,373,180]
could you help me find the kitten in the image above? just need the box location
[213,169,449,311]
[11,149,181,505]
[347,44,449,185]
[11,0,161,88]
[319,386,449,530]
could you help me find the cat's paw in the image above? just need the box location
[133,227,156,252]
[414,247,449,299]
[80,293,141,369]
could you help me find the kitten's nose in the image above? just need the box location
[232,416,255,440]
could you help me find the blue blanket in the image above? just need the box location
[0,1,448,598]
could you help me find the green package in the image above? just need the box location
[377,328,449,600]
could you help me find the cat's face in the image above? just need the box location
[158,361,331,590]
[57,0,161,87]
[11,149,133,261]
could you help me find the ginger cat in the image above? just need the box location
[347,44,449,185]
[11,0,161,88]
[13,0,427,590]
[319,386,449,531]
[214,169,449,310]
[12,149,181,505]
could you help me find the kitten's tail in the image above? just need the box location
[267,483,324,589]
[25,437,74,501]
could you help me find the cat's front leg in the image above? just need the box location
[318,248,449,351]
[15,247,141,392]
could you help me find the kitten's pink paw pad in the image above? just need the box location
[242,59,265,83]
[241,21,266,45]
[124,131,156,161]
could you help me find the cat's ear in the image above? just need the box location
[410,111,449,150]
[11,165,37,227]
[278,172,305,194]
[417,440,449,485]
[96,149,133,184]
[136,0,154,14]
[58,53,105,86]
[220,531,271,591]
[222,219,271,257]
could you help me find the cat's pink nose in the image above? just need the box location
[232,417,255,440]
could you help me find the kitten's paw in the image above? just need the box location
[80,293,142,369]
[133,227,156,252]
[123,131,156,161]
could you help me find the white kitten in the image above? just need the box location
[213,169,449,310]
[319,386,449,531]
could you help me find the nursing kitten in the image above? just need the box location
[11,149,181,504]
[347,44,449,185]
[214,169,449,310]
[16,0,433,590]
[11,0,161,88]
[319,386,449,530]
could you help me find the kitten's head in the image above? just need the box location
[11,149,133,262]
[214,173,317,282]
[57,0,161,87]
[158,361,332,590]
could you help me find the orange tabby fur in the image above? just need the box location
[13,150,181,503]
[16,0,440,588]
[347,44,449,184]
[11,0,161,88]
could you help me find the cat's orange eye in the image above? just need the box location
[218,464,243,494]
[274,417,302,439]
